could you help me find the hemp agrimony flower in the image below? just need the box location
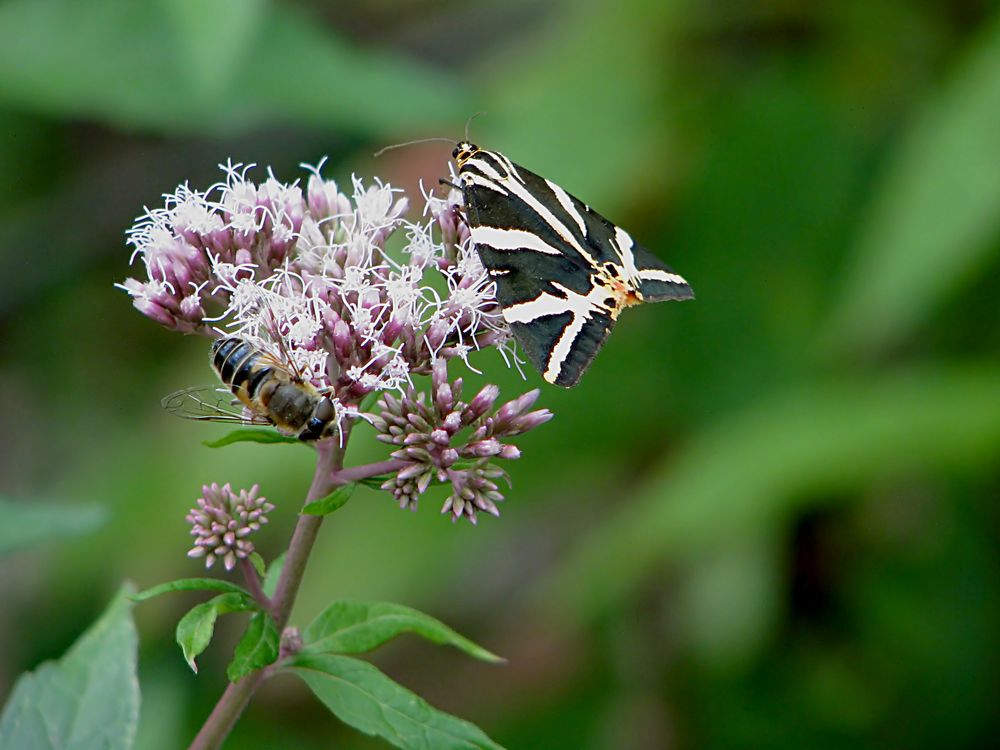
[123,153,550,749]
[121,157,550,520]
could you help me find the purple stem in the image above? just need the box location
[328,458,408,485]
[238,557,273,618]
[188,438,346,750]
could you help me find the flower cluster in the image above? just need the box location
[373,359,552,523]
[121,161,510,426]
[186,483,274,570]
[124,156,552,524]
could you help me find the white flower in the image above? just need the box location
[352,176,408,231]
[124,155,520,411]
[171,187,225,238]
[401,221,440,270]
[340,263,373,295]
[207,251,256,294]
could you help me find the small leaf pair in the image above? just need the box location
[134,568,282,680]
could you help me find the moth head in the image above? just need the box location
[452,141,478,166]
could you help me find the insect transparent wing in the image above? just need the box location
[161,385,272,425]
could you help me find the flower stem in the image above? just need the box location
[328,458,408,485]
[239,557,272,617]
[188,437,346,750]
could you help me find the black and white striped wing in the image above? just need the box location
[459,148,693,387]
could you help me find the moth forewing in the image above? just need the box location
[453,141,693,387]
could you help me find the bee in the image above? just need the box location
[163,336,338,441]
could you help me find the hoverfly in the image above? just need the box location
[163,303,339,441]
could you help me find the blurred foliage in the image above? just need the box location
[0,499,106,556]
[0,586,138,749]
[2,0,999,748]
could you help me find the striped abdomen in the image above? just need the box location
[211,337,280,405]
[210,337,326,436]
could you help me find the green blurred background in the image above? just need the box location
[2,0,1000,747]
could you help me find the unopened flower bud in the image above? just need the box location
[499,444,521,460]
[466,384,500,420]
[468,438,502,457]
[186,484,274,570]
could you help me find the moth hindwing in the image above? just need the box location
[452,141,694,387]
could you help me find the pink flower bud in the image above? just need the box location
[496,389,541,424]
[499,444,521,460]
[435,382,454,416]
[466,384,499,420]
[469,438,502,457]
[443,411,462,433]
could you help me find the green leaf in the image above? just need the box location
[301,483,356,516]
[0,584,139,750]
[133,578,251,603]
[262,553,286,599]
[248,551,267,579]
[226,611,280,682]
[288,653,505,750]
[824,10,1000,354]
[175,592,255,673]
[543,365,1000,621]
[359,475,392,489]
[302,600,501,663]
[202,428,301,448]
[0,0,467,135]
[0,499,106,556]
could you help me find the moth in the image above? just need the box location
[452,141,694,387]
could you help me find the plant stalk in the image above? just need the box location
[188,437,346,750]
[328,458,408,485]
[239,558,272,617]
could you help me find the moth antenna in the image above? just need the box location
[464,112,486,141]
[373,137,454,158]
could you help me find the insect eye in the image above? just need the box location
[314,397,334,422]
[451,146,462,159]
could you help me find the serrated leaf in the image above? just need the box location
[226,611,280,682]
[176,592,255,673]
[303,601,501,663]
[0,499,106,556]
[202,428,301,448]
[262,553,286,599]
[0,584,139,750]
[288,653,505,750]
[824,10,1000,354]
[133,578,251,603]
[301,484,356,516]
